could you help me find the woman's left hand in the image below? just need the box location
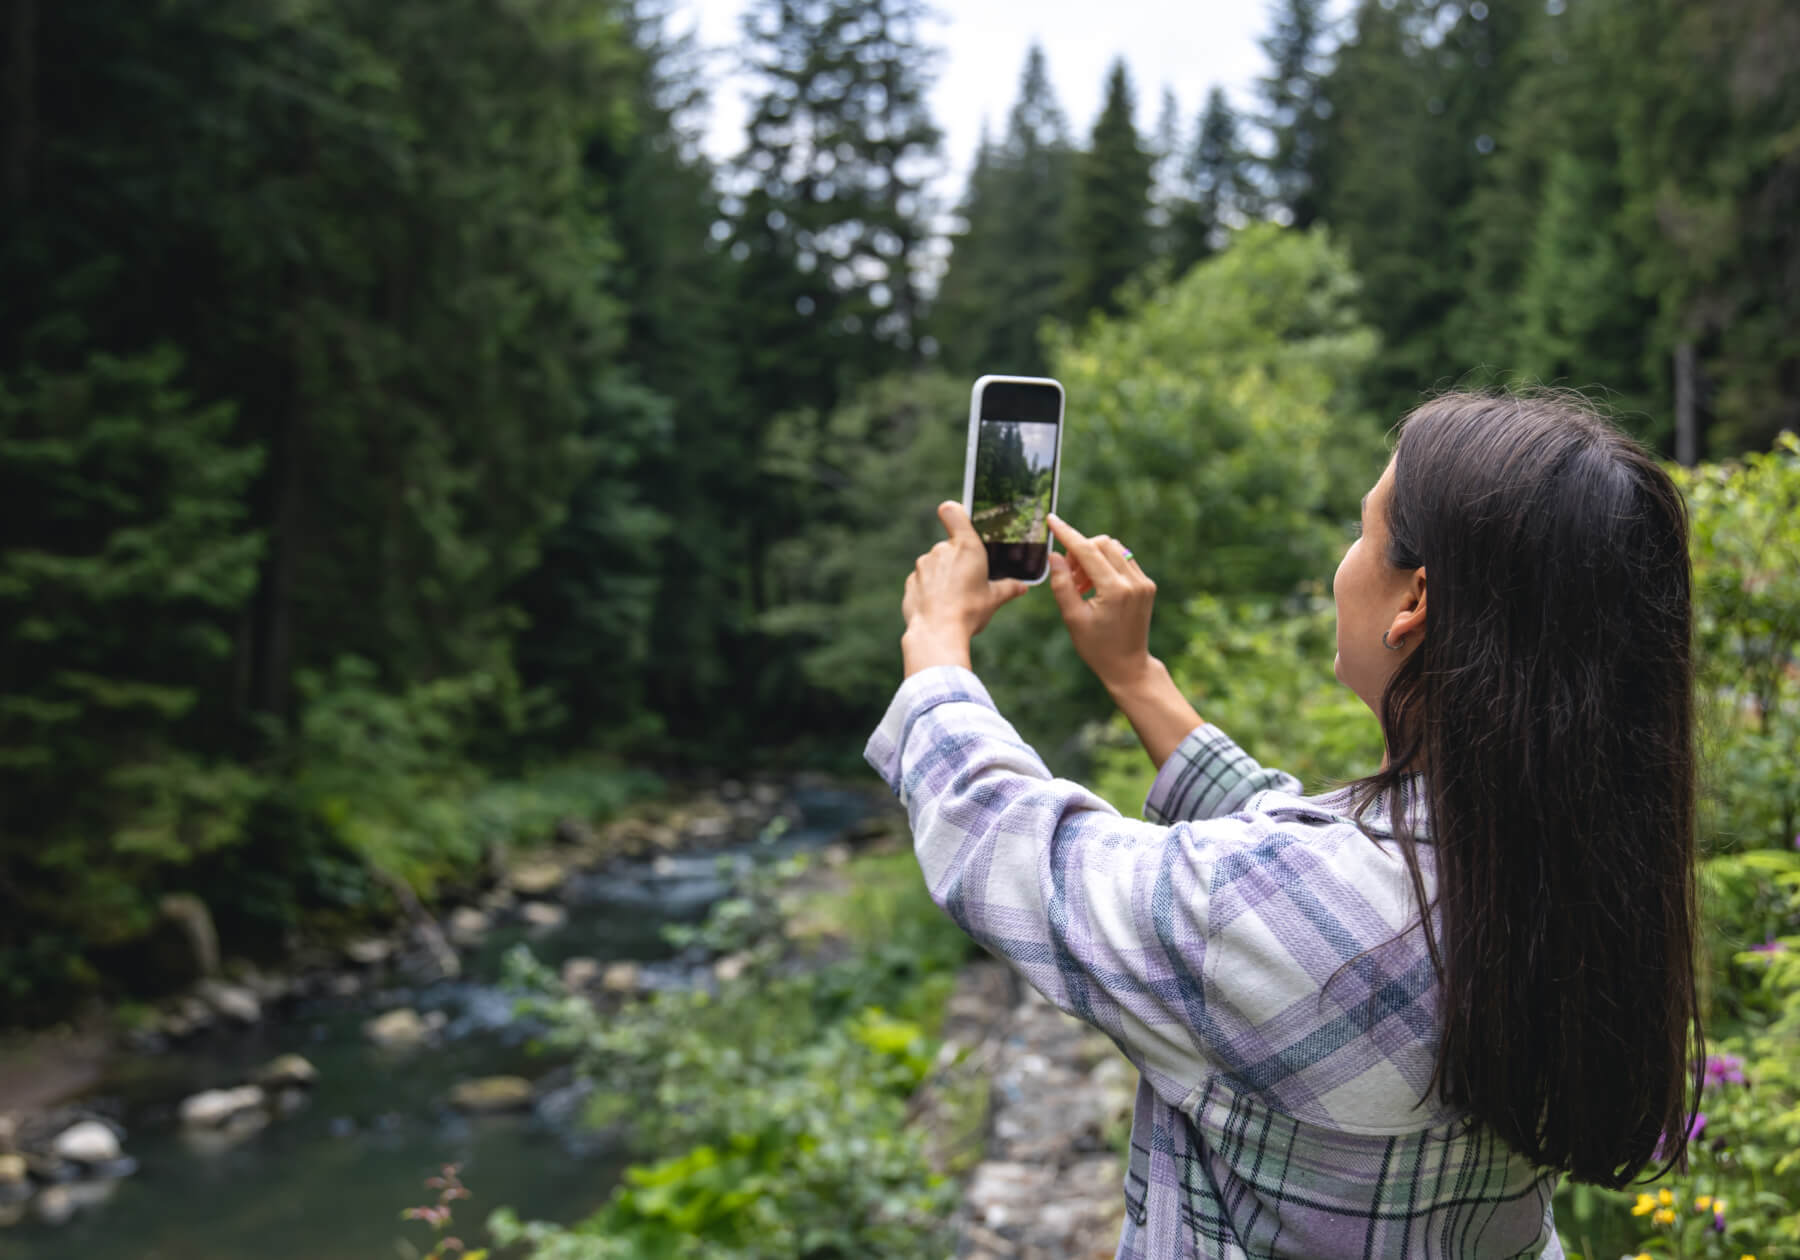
[901,501,1029,675]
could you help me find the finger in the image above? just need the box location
[993,578,1030,606]
[1098,536,1145,578]
[1048,513,1125,588]
[937,500,983,549]
[1047,552,1092,624]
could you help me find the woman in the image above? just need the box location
[869,392,1702,1258]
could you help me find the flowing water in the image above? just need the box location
[6,787,877,1260]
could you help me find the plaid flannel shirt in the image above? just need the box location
[866,666,1563,1258]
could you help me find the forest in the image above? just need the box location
[0,2,1798,1251]
[1,0,1794,1018]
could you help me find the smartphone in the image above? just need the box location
[962,375,1065,584]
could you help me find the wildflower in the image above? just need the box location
[1713,1198,1728,1233]
[1632,1193,1657,1216]
[1748,937,1787,955]
[1654,1207,1677,1226]
[1658,1188,1674,1207]
[1695,1194,1713,1210]
[1688,1111,1707,1140]
[1703,1055,1746,1088]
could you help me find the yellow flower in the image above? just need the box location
[1714,1198,1727,1213]
[1632,1192,1658,1216]
[1653,1208,1678,1226]
[1694,1194,1713,1209]
[1658,1188,1674,1207]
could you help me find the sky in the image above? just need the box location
[673,0,1293,199]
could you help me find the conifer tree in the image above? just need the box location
[1257,0,1333,227]
[1170,87,1256,275]
[933,44,1073,374]
[1061,59,1154,322]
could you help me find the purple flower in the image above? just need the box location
[1704,1053,1746,1088]
[1687,1111,1708,1141]
[1749,937,1788,955]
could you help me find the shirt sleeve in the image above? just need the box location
[1143,723,1303,825]
[865,665,1250,1102]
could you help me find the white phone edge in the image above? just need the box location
[962,374,1066,586]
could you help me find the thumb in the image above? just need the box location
[938,500,982,548]
[1047,552,1088,625]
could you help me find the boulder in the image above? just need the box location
[447,1076,534,1114]
[344,938,394,965]
[252,1054,319,1091]
[197,979,262,1025]
[559,956,600,991]
[554,816,597,848]
[508,860,566,898]
[0,1153,26,1188]
[179,1086,266,1130]
[51,1121,122,1166]
[518,901,566,932]
[364,1008,429,1049]
[600,961,642,993]
[446,907,490,946]
[180,1107,268,1156]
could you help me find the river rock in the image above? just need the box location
[33,1185,74,1226]
[344,937,394,965]
[365,1007,429,1048]
[161,993,215,1039]
[197,979,262,1025]
[51,1121,121,1165]
[448,1076,534,1113]
[0,1113,16,1154]
[601,961,642,993]
[181,1107,269,1156]
[252,1053,318,1090]
[822,842,851,868]
[0,1154,26,1188]
[180,1086,266,1130]
[751,783,783,807]
[519,901,566,931]
[446,906,490,946]
[713,951,753,983]
[508,860,567,897]
[684,815,732,844]
[560,956,601,990]
[23,1153,74,1182]
[554,816,596,848]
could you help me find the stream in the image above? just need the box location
[5,786,878,1260]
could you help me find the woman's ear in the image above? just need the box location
[1389,567,1427,645]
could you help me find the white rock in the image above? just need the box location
[51,1121,121,1165]
[560,956,600,990]
[446,907,490,945]
[197,980,261,1024]
[344,938,393,965]
[752,783,783,807]
[519,901,566,931]
[180,1085,266,1129]
[251,1053,318,1090]
[33,1185,74,1226]
[0,1153,26,1185]
[685,816,732,841]
[601,961,642,993]
[508,861,566,897]
[364,1007,429,1049]
[651,855,678,876]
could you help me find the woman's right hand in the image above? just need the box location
[1046,514,1159,694]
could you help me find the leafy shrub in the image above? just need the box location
[487,851,976,1258]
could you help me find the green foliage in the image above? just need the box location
[979,224,1383,746]
[0,347,266,983]
[488,851,974,1258]
[1677,434,1800,852]
[1091,595,1384,811]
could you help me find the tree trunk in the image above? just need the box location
[1673,340,1698,467]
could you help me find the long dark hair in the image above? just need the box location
[1352,391,1702,1188]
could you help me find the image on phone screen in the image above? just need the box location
[967,376,1061,582]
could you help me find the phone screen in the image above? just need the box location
[970,379,1062,582]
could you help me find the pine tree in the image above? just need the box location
[1061,59,1154,322]
[933,44,1073,374]
[1170,87,1256,275]
[1257,0,1333,227]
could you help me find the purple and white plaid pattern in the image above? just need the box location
[867,666,1564,1258]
